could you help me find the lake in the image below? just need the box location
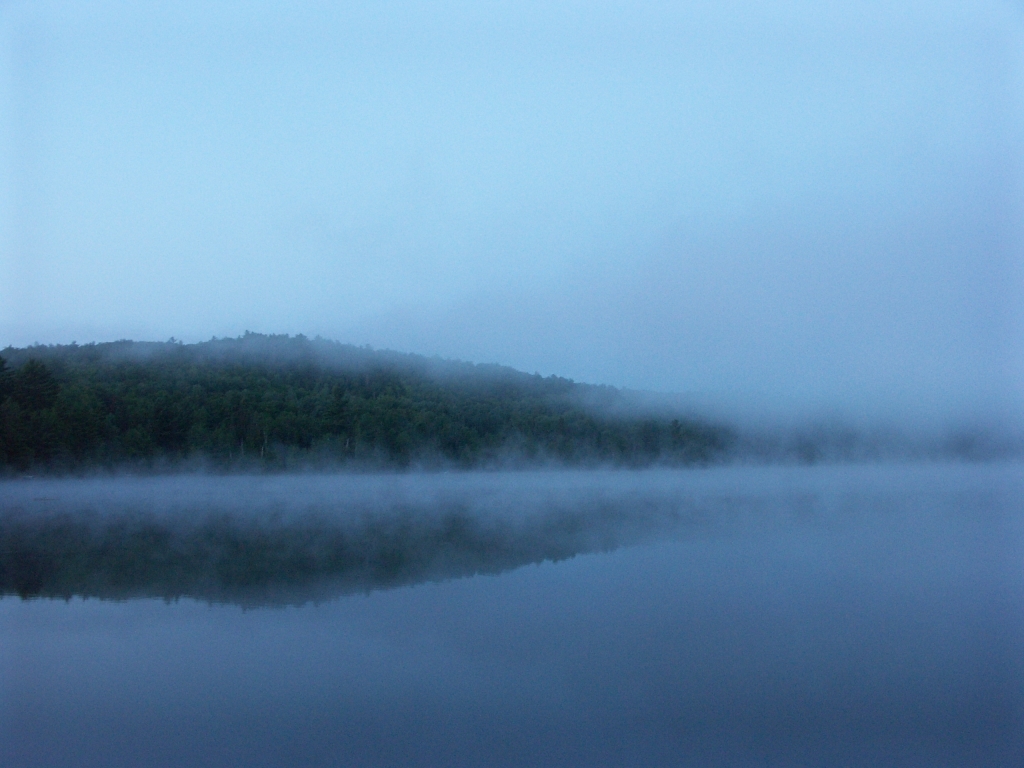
[2,463,1021,767]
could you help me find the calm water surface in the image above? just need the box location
[2,464,1022,767]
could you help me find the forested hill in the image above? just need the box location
[0,334,728,472]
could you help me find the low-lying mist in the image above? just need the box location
[3,464,1016,607]
[0,472,699,606]
[1,334,1020,477]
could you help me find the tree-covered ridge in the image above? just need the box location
[0,334,728,472]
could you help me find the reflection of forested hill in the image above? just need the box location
[0,334,727,471]
[0,497,687,606]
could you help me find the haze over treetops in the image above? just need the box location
[0,333,726,472]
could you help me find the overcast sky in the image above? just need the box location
[1,1,1022,424]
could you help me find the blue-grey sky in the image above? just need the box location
[1,1,1022,424]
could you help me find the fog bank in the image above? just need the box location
[2,1,1020,429]
[3,464,1019,605]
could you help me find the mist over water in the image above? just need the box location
[2,3,1021,762]
[1,471,709,605]
[2,463,1022,766]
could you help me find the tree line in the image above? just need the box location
[0,334,729,472]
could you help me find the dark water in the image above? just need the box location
[2,464,1022,767]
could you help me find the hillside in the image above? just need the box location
[0,334,728,472]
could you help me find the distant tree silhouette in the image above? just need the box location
[0,356,9,401]
[11,359,60,411]
[0,336,730,471]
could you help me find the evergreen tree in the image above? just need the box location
[11,359,60,411]
[0,336,729,472]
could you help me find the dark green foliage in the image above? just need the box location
[11,359,60,410]
[0,355,8,400]
[0,334,729,472]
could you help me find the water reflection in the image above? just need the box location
[0,502,687,606]
[1,470,719,606]
[1,465,1022,767]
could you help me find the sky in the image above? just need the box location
[1,0,1022,426]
